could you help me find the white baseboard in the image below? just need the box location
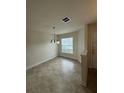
[26,56,57,70]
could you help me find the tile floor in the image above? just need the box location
[26,57,92,93]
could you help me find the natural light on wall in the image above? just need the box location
[61,37,73,54]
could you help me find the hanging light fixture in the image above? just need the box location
[50,26,60,44]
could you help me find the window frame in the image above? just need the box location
[61,37,73,54]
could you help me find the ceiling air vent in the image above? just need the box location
[62,17,70,22]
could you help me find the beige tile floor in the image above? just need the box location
[26,57,91,93]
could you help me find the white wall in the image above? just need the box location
[78,27,86,62]
[78,25,87,62]
[58,25,87,62]
[26,31,58,69]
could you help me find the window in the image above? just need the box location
[61,37,73,54]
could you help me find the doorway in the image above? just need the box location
[87,22,97,69]
[87,22,97,93]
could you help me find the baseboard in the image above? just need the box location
[26,56,57,70]
[59,55,79,61]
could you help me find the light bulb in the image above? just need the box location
[56,41,60,44]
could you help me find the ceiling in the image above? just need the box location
[27,0,97,34]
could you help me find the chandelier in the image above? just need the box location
[50,26,60,44]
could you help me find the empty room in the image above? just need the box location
[26,0,97,93]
